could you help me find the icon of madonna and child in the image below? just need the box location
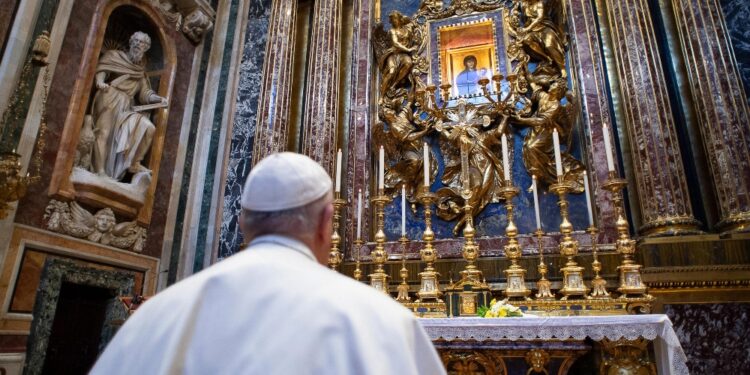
[454,55,491,97]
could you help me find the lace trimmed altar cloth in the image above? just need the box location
[419,314,689,375]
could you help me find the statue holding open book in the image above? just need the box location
[77,31,168,181]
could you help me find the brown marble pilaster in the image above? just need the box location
[670,0,750,232]
[344,0,373,258]
[603,0,701,236]
[565,0,623,242]
[300,0,342,175]
[251,0,297,166]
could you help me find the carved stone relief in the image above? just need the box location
[44,200,147,253]
[150,0,215,43]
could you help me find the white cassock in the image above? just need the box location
[91,234,447,375]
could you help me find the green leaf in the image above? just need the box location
[477,306,489,317]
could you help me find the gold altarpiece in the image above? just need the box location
[320,1,670,373]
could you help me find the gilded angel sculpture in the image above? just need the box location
[373,99,437,202]
[434,100,510,234]
[517,0,567,79]
[372,11,425,101]
[512,78,584,191]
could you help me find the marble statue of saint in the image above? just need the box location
[90,31,167,180]
[455,55,480,96]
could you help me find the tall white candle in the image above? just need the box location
[583,171,594,226]
[532,175,541,230]
[602,124,616,172]
[335,149,342,193]
[423,142,430,187]
[401,185,406,236]
[378,146,385,190]
[552,128,563,177]
[356,189,362,240]
[501,133,510,181]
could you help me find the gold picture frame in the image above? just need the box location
[437,19,498,98]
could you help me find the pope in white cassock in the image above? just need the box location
[91,152,446,375]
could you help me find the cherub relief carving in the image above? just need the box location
[45,200,147,253]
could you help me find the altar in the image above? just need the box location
[420,314,689,375]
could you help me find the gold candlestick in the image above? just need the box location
[416,187,442,302]
[369,191,391,293]
[500,183,531,299]
[396,235,411,302]
[587,226,611,299]
[353,238,363,281]
[459,187,482,283]
[328,192,346,271]
[549,177,588,299]
[534,229,555,300]
[602,171,649,297]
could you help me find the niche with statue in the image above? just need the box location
[46,3,178,251]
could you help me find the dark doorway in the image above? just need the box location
[40,282,113,375]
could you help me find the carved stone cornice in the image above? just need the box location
[151,0,215,43]
[643,265,750,290]
[416,0,506,21]
[646,280,750,290]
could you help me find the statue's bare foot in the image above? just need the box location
[128,164,150,174]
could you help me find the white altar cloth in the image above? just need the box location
[419,314,688,375]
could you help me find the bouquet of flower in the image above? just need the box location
[477,299,524,318]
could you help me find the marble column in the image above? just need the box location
[564,0,624,242]
[251,0,297,166]
[301,0,342,175]
[670,0,750,232]
[603,0,701,236]
[344,0,373,256]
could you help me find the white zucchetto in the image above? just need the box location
[241,152,332,211]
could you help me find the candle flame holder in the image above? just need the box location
[353,238,363,281]
[500,182,531,299]
[534,229,555,300]
[396,235,411,303]
[328,192,346,271]
[549,177,588,299]
[416,187,442,302]
[587,226,611,299]
[602,172,649,298]
[369,191,391,293]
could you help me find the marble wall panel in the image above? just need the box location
[12,0,197,259]
[0,0,20,57]
[719,0,750,104]
[664,303,750,374]
[218,0,272,259]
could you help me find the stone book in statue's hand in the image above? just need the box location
[131,101,168,112]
